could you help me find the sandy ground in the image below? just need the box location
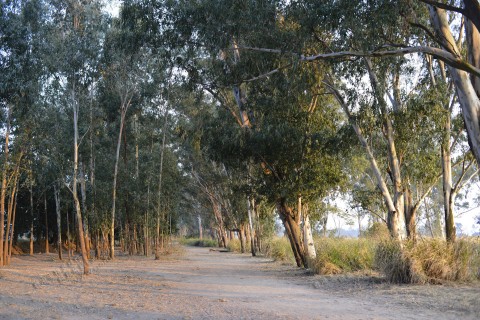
[0,246,479,320]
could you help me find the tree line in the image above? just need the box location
[1,0,479,274]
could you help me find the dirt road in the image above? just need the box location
[0,246,479,319]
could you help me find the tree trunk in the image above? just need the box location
[255,203,262,253]
[365,58,407,240]
[0,105,10,266]
[429,6,480,167]
[73,92,90,275]
[446,191,457,241]
[89,99,97,259]
[146,184,150,257]
[247,197,256,256]
[327,82,402,241]
[44,194,49,254]
[7,187,18,265]
[441,115,456,242]
[3,170,18,264]
[300,198,316,265]
[110,110,126,260]
[54,184,62,260]
[155,217,160,259]
[466,16,480,98]
[239,224,246,253]
[155,108,169,259]
[404,187,417,242]
[66,207,71,259]
[79,162,90,258]
[276,197,306,268]
[212,200,228,248]
[198,215,203,240]
[29,178,34,256]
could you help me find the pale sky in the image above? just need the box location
[104,0,121,17]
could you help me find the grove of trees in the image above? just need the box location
[1,0,479,274]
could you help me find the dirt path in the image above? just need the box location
[1,246,479,319]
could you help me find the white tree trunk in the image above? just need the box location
[110,109,126,259]
[299,197,316,263]
[73,90,89,274]
[198,215,203,240]
[155,108,169,259]
[430,6,480,167]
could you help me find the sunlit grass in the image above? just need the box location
[262,235,480,283]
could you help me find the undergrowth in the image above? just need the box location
[262,235,480,284]
[376,238,480,284]
[179,237,218,248]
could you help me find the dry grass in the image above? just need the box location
[263,237,295,263]
[312,238,376,275]
[226,238,242,252]
[375,238,480,284]
[262,235,480,284]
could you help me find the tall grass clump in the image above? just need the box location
[263,237,295,264]
[311,238,376,274]
[375,238,480,284]
[179,237,218,248]
[227,238,242,252]
[375,240,421,283]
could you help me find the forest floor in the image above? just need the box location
[1,245,480,320]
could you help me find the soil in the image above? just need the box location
[1,246,479,319]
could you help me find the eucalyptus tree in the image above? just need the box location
[152,0,350,266]
[0,0,48,265]
[40,0,108,273]
[101,0,171,258]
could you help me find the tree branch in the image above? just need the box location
[418,0,480,32]
[418,0,465,15]
[234,45,480,78]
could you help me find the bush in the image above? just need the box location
[263,237,295,264]
[179,237,218,248]
[312,238,376,275]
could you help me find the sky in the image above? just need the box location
[104,0,121,17]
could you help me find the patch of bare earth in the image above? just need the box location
[1,246,479,319]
